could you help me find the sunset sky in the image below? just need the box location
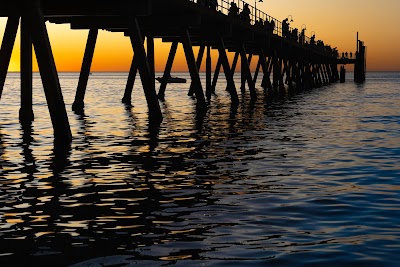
[1,0,399,72]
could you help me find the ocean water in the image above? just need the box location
[0,71,399,266]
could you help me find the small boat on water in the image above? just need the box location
[156,76,187,83]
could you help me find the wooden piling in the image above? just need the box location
[72,28,98,112]
[217,37,238,104]
[340,65,346,83]
[122,55,138,103]
[0,16,19,99]
[157,41,178,100]
[147,33,155,81]
[252,57,261,87]
[354,39,366,83]
[206,45,212,100]
[181,29,206,108]
[19,15,34,123]
[27,1,72,142]
[188,44,205,96]
[239,44,256,99]
[226,51,239,92]
[210,56,221,94]
[128,16,163,123]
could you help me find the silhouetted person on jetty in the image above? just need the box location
[299,28,305,44]
[228,2,239,17]
[291,28,298,42]
[264,19,275,34]
[270,19,275,34]
[310,34,316,45]
[240,3,251,23]
[282,18,289,37]
[255,18,264,28]
[333,47,339,58]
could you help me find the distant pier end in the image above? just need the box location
[336,32,367,83]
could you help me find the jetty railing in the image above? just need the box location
[189,0,312,44]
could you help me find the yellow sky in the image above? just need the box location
[1,0,399,72]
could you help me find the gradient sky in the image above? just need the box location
[1,0,399,72]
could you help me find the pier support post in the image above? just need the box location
[240,53,252,92]
[326,63,333,83]
[231,52,239,73]
[19,15,34,123]
[286,60,294,92]
[122,55,138,103]
[188,44,205,96]
[27,1,72,142]
[354,39,366,83]
[181,29,206,108]
[295,61,303,91]
[147,33,155,82]
[272,54,279,93]
[226,51,239,92]
[258,50,272,95]
[72,28,98,112]
[0,16,19,99]
[340,65,346,83]
[239,44,256,99]
[252,57,261,88]
[317,64,325,85]
[128,17,163,123]
[210,55,221,94]
[217,37,238,104]
[278,58,286,95]
[158,41,178,100]
[206,45,212,100]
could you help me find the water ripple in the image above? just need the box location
[0,72,399,266]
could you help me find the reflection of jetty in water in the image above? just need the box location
[0,79,286,266]
[0,0,365,145]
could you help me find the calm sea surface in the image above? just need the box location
[0,72,399,266]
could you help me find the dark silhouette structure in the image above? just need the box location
[0,0,365,142]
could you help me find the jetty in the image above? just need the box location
[0,0,366,143]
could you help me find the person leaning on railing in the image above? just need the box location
[264,19,275,34]
[282,18,289,37]
[240,3,251,23]
[310,34,316,45]
[228,1,239,17]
